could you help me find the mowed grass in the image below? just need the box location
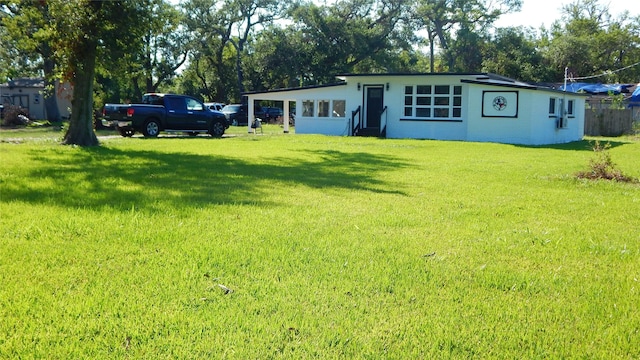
[1,127,639,358]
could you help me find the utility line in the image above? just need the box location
[567,60,640,81]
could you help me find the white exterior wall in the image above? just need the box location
[379,75,468,140]
[465,85,585,145]
[0,81,73,120]
[55,82,73,120]
[247,84,353,136]
[0,86,44,119]
[295,83,355,136]
[466,85,535,144]
[527,91,585,145]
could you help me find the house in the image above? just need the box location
[0,78,72,120]
[244,73,587,145]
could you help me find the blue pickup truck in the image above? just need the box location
[101,93,228,137]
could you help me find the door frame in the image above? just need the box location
[362,84,385,129]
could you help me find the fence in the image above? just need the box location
[584,108,634,136]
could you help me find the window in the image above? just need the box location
[548,98,556,115]
[302,100,314,117]
[332,100,345,117]
[567,99,574,117]
[186,98,203,111]
[301,100,346,118]
[403,85,462,120]
[318,100,330,117]
[404,86,413,116]
[166,97,186,111]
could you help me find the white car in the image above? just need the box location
[205,102,225,112]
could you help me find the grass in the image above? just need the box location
[1,127,639,358]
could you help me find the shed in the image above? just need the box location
[244,73,587,145]
[0,78,72,120]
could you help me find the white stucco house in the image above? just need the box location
[244,73,587,145]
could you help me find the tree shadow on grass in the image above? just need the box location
[3,146,409,211]
[514,139,630,151]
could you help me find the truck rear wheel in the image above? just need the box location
[209,121,225,137]
[143,119,160,137]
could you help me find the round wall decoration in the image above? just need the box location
[492,96,507,111]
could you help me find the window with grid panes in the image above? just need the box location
[404,85,462,120]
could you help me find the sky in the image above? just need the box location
[494,0,640,29]
[170,0,639,29]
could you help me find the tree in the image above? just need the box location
[245,25,312,90]
[181,0,239,102]
[413,0,522,72]
[131,0,189,98]
[446,24,487,72]
[482,26,550,82]
[182,0,287,102]
[0,1,61,122]
[544,0,640,83]
[283,0,413,84]
[226,0,283,95]
[46,0,148,146]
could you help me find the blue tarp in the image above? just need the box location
[631,86,640,102]
[561,82,633,95]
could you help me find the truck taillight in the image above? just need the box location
[127,108,135,117]
[102,108,106,116]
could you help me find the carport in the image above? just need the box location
[245,91,294,134]
[244,83,350,135]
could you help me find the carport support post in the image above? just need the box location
[283,102,290,133]
[248,101,254,133]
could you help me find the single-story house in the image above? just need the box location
[0,78,72,120]
[244,73,587,145]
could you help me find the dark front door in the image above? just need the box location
[365,86,384,129]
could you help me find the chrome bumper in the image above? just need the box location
[102,119,133,128]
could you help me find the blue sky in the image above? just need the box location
[494,0,639,28]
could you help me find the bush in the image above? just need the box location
[1,105,31,127]
[575,140,638,183]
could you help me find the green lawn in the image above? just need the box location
[1,127,639,358]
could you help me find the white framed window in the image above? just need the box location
[318,100,330,117]
[302,100,314,117]
[403,85,462,120]
[567,99,575,117]
[548,98,557,115]
[301,100,346,118]
[332,100,345,117]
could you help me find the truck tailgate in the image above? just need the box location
[102,104,130,121]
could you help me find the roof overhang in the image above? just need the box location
[462,78,590,96]
[243,82,347,96]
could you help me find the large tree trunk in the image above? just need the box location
[62,38,99,146]
[428,30,436,73]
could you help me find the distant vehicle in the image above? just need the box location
[205,102,225,112]
[101,93,228,137]
[221,103,264,126]
[261,106,283,123]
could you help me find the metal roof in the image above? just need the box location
[0,78,45,88]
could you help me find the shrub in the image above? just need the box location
[575,140,638,183]
[1,105,31,127]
